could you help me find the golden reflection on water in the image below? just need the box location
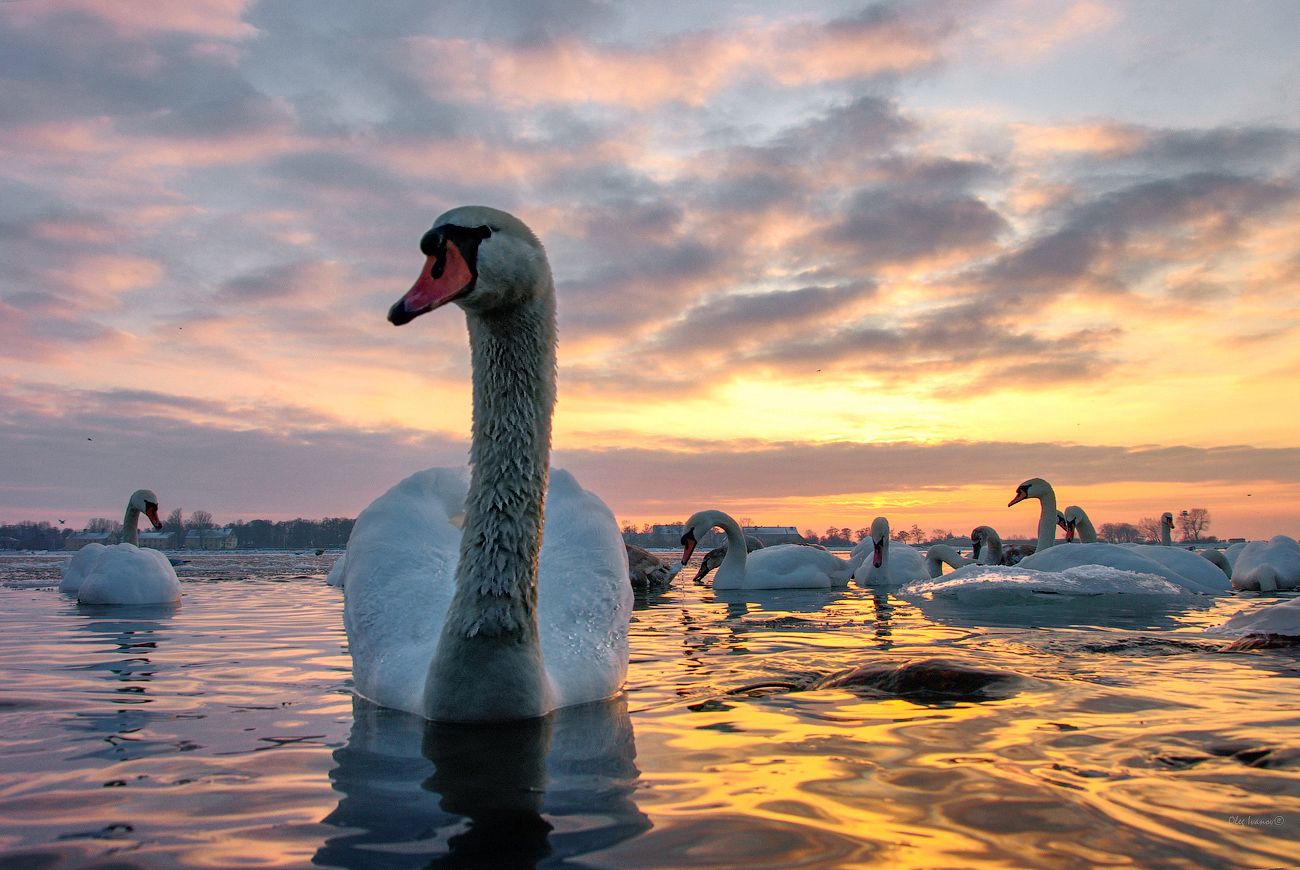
[0,552,1298,869]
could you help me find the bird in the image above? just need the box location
[924,543,974,578]
[341,206,632,723]
[688,535,764,584]
[1230,535,1300,592]
[971,525,1034,565]
[626,543,682,592]
[680,510,851,589]
[1007,478,1061,553]
[60,489,180,605]
[847,517,929,586]
[1159,511,1175,546]
[1060,506,1097,543]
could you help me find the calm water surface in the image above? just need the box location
[1,550,1298,869]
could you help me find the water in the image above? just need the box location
[1,550,1298,869]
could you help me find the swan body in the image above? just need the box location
[344,206,632,723]
[925,543,974,578]
[59,542,107,593]
[848,517,929,586]
[689,536,764,584]
[1231,536,1300,592]
[1019,542,1230,595]
[61,490,180,605]
[681,510,850,589]
[1008,478,1059,552]
[902,562,1191,601]
[626,543,682,592]
[1206,597,1300,638]
[1198,549,1232,577]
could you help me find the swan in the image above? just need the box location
[1007,478,1060,552]
[1197,548,1232,577]
[924,543,974,578]
[971,525,1034,565]
[1061,506,1097,543]
[342,206,632,723]
[1205,597,1300,639]
[688,535,764,584]
[64,489,181,605]
[626,543,682,592]
[847,517,929,586]
[1230,535,1300,592]
[1158,511,1175,546]
[680,510,851,589]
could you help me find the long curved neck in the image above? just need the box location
[984,530,1004,564]
[1161,520,1172,546]
[122,503,140,546]
[1034,489,1058,552]
[425,290,557,721]
[1077,515,1098,543]
[714,513,749,582]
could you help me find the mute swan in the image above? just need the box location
[1008,478,1060,552]
[971,525,1034,565]
[1230,535,1300,592]
[924,543,974,578]
[342,206,632,723]
[847,517,929,586]
[1198,548,1233,577]
[626,543,682,592]
[65,489,181,605]
[1159,512,1175,546]
[689,536,764,584]
[1061,506,1097,543]
[680,510,850,589]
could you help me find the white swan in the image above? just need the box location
[64,489,180,605]
[680,510,851,589]
[1007,478,1060,552]
[1159,511,1175,546]
[1206,597,1300,638]
[342,206,632,723]
[847,517,929,586]
[971,525,1034,565]
[924,543,974,578]
[1198,548,1233,577]
[1230,535,1300,592]
[1061,506,1097,543]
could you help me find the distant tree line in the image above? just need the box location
[0,513,355,550]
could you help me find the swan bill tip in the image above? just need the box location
[388,298,429,326]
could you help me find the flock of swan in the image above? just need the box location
[58,207,1300,725]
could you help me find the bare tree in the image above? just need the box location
[1099,522,1143,543]
[1136,517,1164,542]
[86,517,123,536]
[1176,509,1211,542]
[186,510,214,549]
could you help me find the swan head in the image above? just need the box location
[1061,506,1089,542]
[870,516,890,568]
[130,489,162,529]
[389,206,550,325]
[1008,477,1052,507]
[1162,512,1175,530]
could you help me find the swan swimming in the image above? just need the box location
[341,206,632,722]
[680,510,850,590]
[847,517,929,586]
[62,489,180,605]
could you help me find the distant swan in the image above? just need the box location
[971,525,1034,565]
[680,510,850,589]
[1061,506,1097,543]
[342,206,632,722]
[62,489,180,605]
[847,517,929,586]
[924,543,974,578]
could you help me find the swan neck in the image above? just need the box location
[1036,489,1058,552]
[122,503,140,546]
[448,295,557,638]
[1161,523,1172,546]
[717,514,749,577]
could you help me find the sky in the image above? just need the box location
[2,0,1299,542]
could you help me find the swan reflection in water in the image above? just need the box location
[315,694,648,869]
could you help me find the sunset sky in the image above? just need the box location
[3,0,1299,542]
